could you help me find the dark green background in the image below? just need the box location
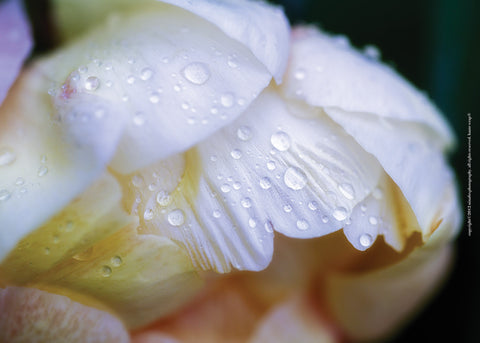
[18,0,480,341]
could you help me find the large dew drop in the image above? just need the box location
[359,233,374,248]
[284,167,307,191]
[84,76,100,91]
[271,131,291,151]
[332,207,348,221]
[168,209,185,226]
[182,62,211,85]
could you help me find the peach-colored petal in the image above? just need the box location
[0,287,129,343]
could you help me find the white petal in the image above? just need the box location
[0,69,124,262]
[344,173,421,252]
[52,0,290,83]
[0,0,32,106]
[325,108,455,240]
[43,5,276,173]
[120,89,383,272]
[281,26,454,150]
[160,0,290,82]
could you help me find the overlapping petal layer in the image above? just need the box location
[0,0,32,106]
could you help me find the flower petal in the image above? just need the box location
[0,0,32,106]
[118,89,383,273]
[281,26,454,149]
[0,69,124,262]
[249,295,338,343]
[0,172,131,284]
[280,26,460,242]
[159,0,289,82]
[0,287,129,343]
[44,4,280,173]
[325,107,456,240]
[52,0,289,83]
[324,182,461,341]
[28,225,203,329]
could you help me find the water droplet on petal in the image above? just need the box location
[284,167,307,191]
[102,265,112,277]
[271,131,291,151]
[230,149,242,160]
[182,62,210,85]
[168,209,185,226]
[111,256,123,266]
[338,183,355,200]
[221,184,231,193]
[156,190,172,206]
[213,210,221,218]
[126,75,136,85]
[85,76,99,91]
[241,197,252,208]
[44,247,50,255]
[321,215,329,223]
[248,218,257,228]
[237,126,252,141]
[266,161,276,171]
[372,187,383,199]
[149,92,160,104]
[0,148,16,166]
[227,55,239,68]
[15,177,25,186]
[131,174,144,187]
[359,233,374,247]
[0,189,11,201]
[296,219,309,231]
[308,201,318,211]
[333,207,348,221]
[264,220,274,233]
[259,177,272,190]
[294,68,306,80]
[220,93,235,108]
[369,216,378,225]
[140,67,154,81]
[37,166,48,177]
[133,112,146,126]
[144,208,154,221]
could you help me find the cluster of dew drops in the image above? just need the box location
[0,150,49,202]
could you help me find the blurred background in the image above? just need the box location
[21,0,479,341]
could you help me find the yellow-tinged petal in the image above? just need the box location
[0,286,129,343]
[28,224,202,329]
[0,67,124,262]
[0,172,131,284]
[323,182,461,341]
[1,170,202,329]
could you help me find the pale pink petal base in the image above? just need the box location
[0,0,32,106]
[0,287,129,343]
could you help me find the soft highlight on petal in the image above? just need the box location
[0,0,32,106]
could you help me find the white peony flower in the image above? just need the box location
[0,0,461,342]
